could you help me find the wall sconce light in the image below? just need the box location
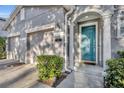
[54,26,64,42]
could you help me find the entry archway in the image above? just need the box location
[69,9,112,71]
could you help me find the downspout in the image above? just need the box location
[64,6,75,72]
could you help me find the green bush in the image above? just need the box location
[36,55,64,81]
[0,37,6,59]
[117,50,124,58]
[104,58,124,88]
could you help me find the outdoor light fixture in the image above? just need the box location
[54,26,64,42]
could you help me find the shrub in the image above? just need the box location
[117,50,124,58]
[36,55,64,81]
[104,58,124,88]
[0,37,6,59]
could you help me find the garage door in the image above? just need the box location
[27,31,54,63]
[8,36,20,60]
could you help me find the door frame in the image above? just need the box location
[79,22,98,64]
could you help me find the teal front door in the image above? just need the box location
[81,25,96,62]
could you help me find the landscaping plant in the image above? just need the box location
[104,58,124,88]
[36,55,63,81]
[117,50,124,58]
[0,37,6,59]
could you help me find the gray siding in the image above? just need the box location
[7,6,65,63]
[111,6,124,58]
[8,36,20,60]
[27,30,63,63]
[7,6,65,33]
[7,5,124,65]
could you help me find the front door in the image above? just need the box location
[81,25,96,63]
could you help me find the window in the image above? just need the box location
[20,8,25,21]
[118,18,124,38]
[120,18,124,35]
[117,11,124,38]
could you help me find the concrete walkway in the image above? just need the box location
[0,59,103,88]
[57,64,104,88]
[57,72,75,88]
[0,60,50,88]
[75,64,104,88]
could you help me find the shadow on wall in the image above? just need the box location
[7,7,65,63]
[112,38,124,58]
[8,36,20,60]
[27,30,63,63]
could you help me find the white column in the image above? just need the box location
[69,23,74,70]
[6,37,9,59]
[103,15,111,71]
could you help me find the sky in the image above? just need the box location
[0,5,16,18]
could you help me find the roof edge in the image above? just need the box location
[3,6,23,30]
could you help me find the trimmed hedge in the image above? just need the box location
[104,58,124,88]
[36,55,63,81]
[0,37,6,59]
[117,50,124,58]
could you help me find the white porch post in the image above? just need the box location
[103,15,111,71]
[69,23,74,70]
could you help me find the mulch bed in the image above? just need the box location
[38,71,71,87]
[52,73,68,87]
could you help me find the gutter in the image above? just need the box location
[64,6,75,72]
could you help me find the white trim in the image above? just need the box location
[8,32,20,37]
[79,22,98,64]
[103,15,111,71]
[25,23,55,33]
[72,8,111,23]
